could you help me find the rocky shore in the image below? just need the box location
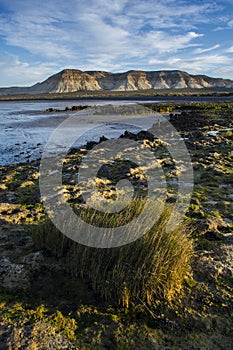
[44,105,89,113]
[0,102,232,349]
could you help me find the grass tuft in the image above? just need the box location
[33,205,193,307]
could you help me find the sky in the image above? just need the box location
[0,0,233,86]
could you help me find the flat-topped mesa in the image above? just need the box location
[0,69,233,95]
[30,69,101,93]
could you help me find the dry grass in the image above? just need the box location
[33,205,193,307]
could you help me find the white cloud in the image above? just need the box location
[213,14,233,31]
[0,0,208,82]
[148,54,233,78]
[143,31,203,54]
[212,66,233,79]
[193,44,220,54]
[0,54,60,86]
[227,19,233,27]
[0,14,75,60]
[0,0,232,84]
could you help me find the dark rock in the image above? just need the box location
[44,105,89,113]
[85,140,98,150]
[99,135,108,143]
[120,130,136,139]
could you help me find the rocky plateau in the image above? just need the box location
[1,69,233,95]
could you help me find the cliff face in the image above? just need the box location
[31,69,102,93]
[1,69,233,95]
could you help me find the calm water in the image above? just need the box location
[0,99,153,165]
[1,95,232,166]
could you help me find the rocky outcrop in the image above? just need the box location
[44,105,89,113]
[1,69,233,95]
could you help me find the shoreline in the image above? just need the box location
[0,102,163,167]
[1,89,233,102]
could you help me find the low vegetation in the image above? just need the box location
[0,101,232,349]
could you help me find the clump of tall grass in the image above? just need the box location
[33,205,193,307]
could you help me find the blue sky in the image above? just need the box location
[0,0,233,86]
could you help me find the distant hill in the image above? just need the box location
[1,69,233,95]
